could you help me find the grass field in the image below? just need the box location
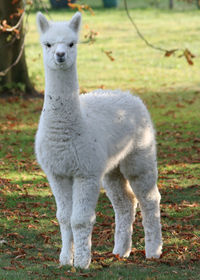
[0,1,200,279]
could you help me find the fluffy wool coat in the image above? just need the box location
[35,12,162,269]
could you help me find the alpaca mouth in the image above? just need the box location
[56,58,65,64]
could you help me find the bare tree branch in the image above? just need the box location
[0,37,25,77]
[0,11,25,33]
[123,0,195,65]
[124,0,172,53]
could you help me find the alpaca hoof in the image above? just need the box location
[113,247,131,258]
[146,253,160,259]
[146,254,160,260]
[59,254,73,266]
[145,246,162,259]
[74,256,90,269]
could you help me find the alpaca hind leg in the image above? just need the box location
[48,175,73,266]
[129,175,162,258]
[103,167,138,258]
[71,177,100,269]
[121,152,162,259]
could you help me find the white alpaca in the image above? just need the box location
[35,12,162,269]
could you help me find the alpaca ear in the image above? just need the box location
[36,12,50,33]
[69,12,82,33]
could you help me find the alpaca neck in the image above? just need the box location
[45,63,79,97]
[43,63,81,124]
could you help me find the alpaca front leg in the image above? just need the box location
[71,177,100,269]
[49,175,73,266]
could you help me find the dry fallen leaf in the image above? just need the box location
[164,49,178,57]
[3,266,17,271]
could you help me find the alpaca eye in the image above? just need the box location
[69,42,74,48]
[45,42,51,48]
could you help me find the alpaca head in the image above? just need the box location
[36,12,82,70]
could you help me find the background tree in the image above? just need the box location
[169,0,174,9]
[0,0,35,95]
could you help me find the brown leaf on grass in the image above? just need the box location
[12,248,26,256]
[16,202,27,209]
[15,254,26,260]
[78,272,97,278]
[51,219,58,226]
[182,49,195,65]
[39,233,51,244]
[100,261,111,267]
[27,224,37,229]
[193,138,200,143]
[176,103,185,108]
[38,254,57,262]
[164,49,178,57]
[2,266,17,271]
[7,233,24,239]
[6,114,18,121]
[103,50,115,61]
[5,153,14,159]
[11,259,25,269]
[28,256,37,261]
[114,254,125,261]
[84,29,98,44]
[23,244,36,249]
[20,190,35,199]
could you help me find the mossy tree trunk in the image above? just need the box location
[0,0,35,95]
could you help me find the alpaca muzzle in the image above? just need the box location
[56,52,66,63]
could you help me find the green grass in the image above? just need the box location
[0,1,200,279]
[27,0,200,93]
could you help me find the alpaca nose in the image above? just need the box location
[56,52,65,63]
[57,52,65,58]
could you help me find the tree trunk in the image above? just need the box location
[169,0,173,9]
[0,0,36,96]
